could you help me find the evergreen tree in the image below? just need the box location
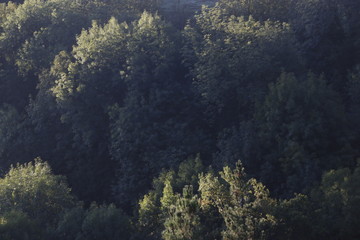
[137,157,206,239]
[309,162,360,239]
[111,12,207,208]
[162,186,203,240]
[199,161,277,240]
[255,72,353,195]
[49,16,130,202]
[183,4,301,129]
[290,0,360,80]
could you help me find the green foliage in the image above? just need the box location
[0,0,139,74]
[309,162,360,239]
[139,159,278,240]
[45,15,131,202]
[0,104,26,168]
[159,0,215,28]
[138,158,360,240]
[213,123,256,171]
[120,0,160,14]
[290,0,360,77]
[0,2,18,27]
[199,161,277,240]
[0,0,359,239]
[0,0,83,107]
[54,206,85,240]
[0,159,75,225]
[78,204,132,240]
[0,210,43,240]
[162,186,203,240]
[217,0,292,22]
[138,191,163,239]
[274,194,315,240]
[51,16,128,147]
[0,0,149,110]
[54,204,132,240]
[183,5,301,127]
[110,12,207,207]
[137,157,204,239]
[161,178,177,210]
[255,72,352,194]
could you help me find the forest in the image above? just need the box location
[0,0,359,239]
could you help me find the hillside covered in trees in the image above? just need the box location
[0,0,359,239]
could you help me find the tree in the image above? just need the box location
[0,0,151,203]
[54,206,85,240]
[137,157,204,239]
[290,0,360,80]
[54,203,132,240]
[0,159,75,225]
[48,16,130,202]
[77,204,132,240]
[159,0,216,28]
[0,0,146,110]
[0,0,82,108]
[162,186,203,240]
[274,194,315,240]
[199,161,277,240]
[308,162,360,239]
[255,72,353,195]
[0,210,43,240]
[217,0,292,22]
[213,122,257,172]
[183,4,301,129]
[0,104,30,169]
[110,11,208,208]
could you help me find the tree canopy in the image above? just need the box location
[0,0,359,239]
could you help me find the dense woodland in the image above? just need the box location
[0,0,359,239]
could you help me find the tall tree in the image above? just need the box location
[110,12,208,208]
[162,186,203,240]
[0,159,75,225]
[290,0,360,81]
[49,17,130,202]
[199,161,277,240]
[183,3,301,130]
[137,157,205,239]
[308,162,360,239]
[217,0,293,22]
[255,72,353,195]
